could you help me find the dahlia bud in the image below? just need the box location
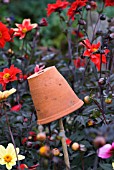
[100,14,106,20]
[71,142,80,151]
[52,148,60,156]
[87,119,94,126]
[39,145,50,157]
[39,18,48,27]
[105,97,112,104]
[93,136,106,148]
[78,20,86,25]
[84,96,92,104]
[98,77,106,85]
[86,5,91,10]
[36,132,46,142]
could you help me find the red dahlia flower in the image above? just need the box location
[47,0,69,17]
[104,0,114,7]
[67,0,88,20]
[0,65,22,89]
[81,39,110,70]
[12,19,38,39]
[82,39,101,56]
[0,22,11,48]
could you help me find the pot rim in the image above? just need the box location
[37,99,84,125]
[27,66,55,80]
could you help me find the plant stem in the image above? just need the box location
[93,154,98,170]
[92,98,108,125]
[5,112,21,170]
[59,118,70,170]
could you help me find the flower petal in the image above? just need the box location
[18,154,25,160]
[98,144,112,159]
[6,163,13,170]
[0,145,6,157]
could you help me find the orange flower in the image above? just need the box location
[0,65,22,89]
[0,22,11,48]
[12,19,38,39]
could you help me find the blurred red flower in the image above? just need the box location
[11,104,22,112]
[29,131,36,136]
[81,39,110,70]
[67,0,88,20]
[104,0,114,6]
[0,65,22,89]
[8,28,14,42]
[66,138,72,146]
[18,74,27,81]
[18,163,39,170]
[72,29,84,38]
[18,164,28,170]
[39,18,48,26]
[90,1,97,9]
[47,0,69,17]
[12,19,38,39]
[22,137,28,145]
[0,22,11,48]
[73,57,86,68]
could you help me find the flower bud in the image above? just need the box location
[84,96,92,104]
[86,5,91,10]
[98,77,106,85]
[93,136,106,148]
[39,18,48,27]
[52,148,60,156]
[71,142,80,151]
[26,141,32,148]
[87,119,94,126]
[100,14,106,20]
[90,1,97,9]
[39,145,50,157]
[78,20,86,25]
[36,132,46,142]
[105,97,112,104]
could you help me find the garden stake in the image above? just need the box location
[59,118,70,170]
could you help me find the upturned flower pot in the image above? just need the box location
[27,66,84,125]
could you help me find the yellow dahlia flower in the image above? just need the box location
[0,143,25,170]
[0,88,16,101]
[112,162,114,169]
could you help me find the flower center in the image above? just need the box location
[4,155,12,163]
[3,73,10,79]
[22,28,27,33]
[93,48,98,52]
[0,31,2,38]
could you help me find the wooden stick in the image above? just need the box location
[59,118,70,170]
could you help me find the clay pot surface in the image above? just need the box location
[27,66,84,124]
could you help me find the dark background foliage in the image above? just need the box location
[0,0,114,170]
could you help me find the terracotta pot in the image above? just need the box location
[27,66,84,125]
